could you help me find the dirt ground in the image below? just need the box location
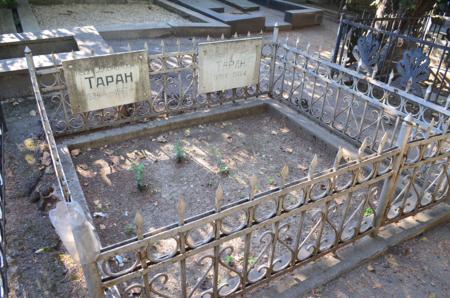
[32,3,189,29]
[72,113,336,246]
[2,17,449,298]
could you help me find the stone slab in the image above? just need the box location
[0,26,112,99]
[97,0,231,39]
[219,0,260,11]
[17,0,40,32]
[171,0,266,34]
[0,9,16,34]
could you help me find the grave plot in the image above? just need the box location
[70,106,340,246]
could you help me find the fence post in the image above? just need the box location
[331,13,345,64]
[268,23,279,97]
[373,114,414,233]
[72,226,105,298]
[25,47,104,298]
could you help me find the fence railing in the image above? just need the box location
[350,14,444,41]
[93,116,448,298]
[0,104,7,298]
[332,18,450,105]
[25,29,450,298]
[31,35,273,137]
[271,39,449,151]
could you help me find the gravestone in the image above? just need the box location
[198,37,262,94]
[62,51,150,113]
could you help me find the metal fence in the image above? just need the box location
[0,104,7,298]
[25,28,450,298]
[351,14,445,41]
[29,35,272,137]
[332,17,450,105]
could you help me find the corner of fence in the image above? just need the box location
[373,114,414,234]
[25,47,104,298]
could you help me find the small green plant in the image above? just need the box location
[124,223,135,236]
[225,255,234,266]
[131,162,146,192]
[248,256,257,266]
[212,148,229,176]
[267,177,276,186]
[175,140,186,163]
[218,161,230,176]
[364,207,374,217]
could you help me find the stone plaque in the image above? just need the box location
[62,51,150,113]
[198,37,262,94]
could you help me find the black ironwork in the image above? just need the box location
[332,17,450,105]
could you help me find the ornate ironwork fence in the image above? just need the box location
[25,29,449,298]
[28,34,273,137]
[332,17,450,105]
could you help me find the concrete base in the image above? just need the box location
[0,26,112,99]
[98,0,230,40]
[0,9,16,34]
[248,202,450,297]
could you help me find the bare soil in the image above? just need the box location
[72,112,337,246]
[32,3,189,30]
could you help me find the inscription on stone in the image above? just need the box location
[62,51,150,113]
[198,37,262,94]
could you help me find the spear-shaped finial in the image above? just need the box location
[51,52,57,65]
[177,196,186,225]
[377,132,388,155]
[333,147,344,170]
[247,31,251,37]
[206,35,211,41]
[405,77,413,92]
[280,164,289,187]
[215,184,223,212]
[425,118,436,139]
[388,69,395,85]
[160,40,165,53]
[371,64,378,78]
[358,137,369,159]
[144,41,149,52]
[424,84,432,100]
[233,32,238,38]
[249,176,257,200]
[135,210,144,240]
[308,154,318,179]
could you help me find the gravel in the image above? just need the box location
[31,4,189,30]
